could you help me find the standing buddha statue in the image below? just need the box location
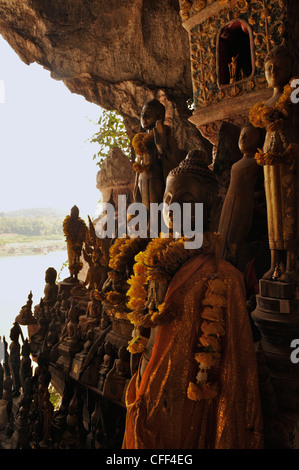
[249,45,299,282]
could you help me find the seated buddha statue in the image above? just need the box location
[61,300,79,348]
[43,267,58,307]
[123,150,263,449]
[78,289,102,338]
[103,346,130,401]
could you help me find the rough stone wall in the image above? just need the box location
[0,0,206,153]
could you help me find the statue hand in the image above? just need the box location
[154,119,167,156]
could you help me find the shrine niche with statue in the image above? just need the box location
[1,0,299,451]
[180,0,286,145]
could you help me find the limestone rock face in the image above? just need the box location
[0,0,203,151]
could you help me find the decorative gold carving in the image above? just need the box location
[179,0,192,21]
[189,0,286,109]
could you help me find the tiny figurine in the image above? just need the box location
[103,346,130,401]
[98,341,114,391]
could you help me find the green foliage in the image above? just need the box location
[57,259,69,281]
[0,216,63,237]
[89,109,131,167]
[49,384,62,411]
[0,208,64,238]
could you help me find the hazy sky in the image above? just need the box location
[0,34,104,219]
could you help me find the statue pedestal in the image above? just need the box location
[252,279,299,448]
[104,317,133,351]
[70,354,86,381]
[252,280,299,411]
[102,377,130,405]
[56,341,81,371]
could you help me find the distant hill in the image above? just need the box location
[0,207,66,238]
[0,207,67,218]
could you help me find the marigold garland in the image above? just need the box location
[109,236,147,273]
[249,79,299,167]
[125,232,227,400]
[126,232,223,329]
[63,215,87,249]
[127,334,148,354]
[254,144,299,166]
[187,277,226,402]
[131,131,157,173]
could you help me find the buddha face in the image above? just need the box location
[238,124,263,155]
[163,174,209,233]
[265,55,292,89]
[140,103,163,130]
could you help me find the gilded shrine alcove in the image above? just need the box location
[217,19,255,86]
[180,0,287,145]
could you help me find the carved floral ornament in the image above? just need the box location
[181,0,286,109]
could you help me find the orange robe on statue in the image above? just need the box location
[123,254,263,449]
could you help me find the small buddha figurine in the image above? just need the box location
[11,406,30,449]
[133,99,185,212]
[8,322,22,397]
[15,291,37,326]
[2,375,13,420]
[37,368,53,447]
[108,346,130,379]
[63,205,88,280]
[218,123,266,266]
[98,341,114,391]
[63,300,79,348]
[30,299,48,350]
[19,339,32,392]
[78,289,102,338]
[43,267,58,306]
[249,45,299,282]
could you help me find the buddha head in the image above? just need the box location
[163,149,218,234]
[45,267,57,284]
[70,205,79,219]
[264,45,293,90]
[238,123,266,156]
[140,99,165,131]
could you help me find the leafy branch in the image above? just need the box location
[88,109,132,167]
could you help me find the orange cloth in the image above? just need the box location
[123,254,263,449]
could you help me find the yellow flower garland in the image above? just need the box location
[62,215,87,249]
[132,131,156,173]
[126,232,227,401]
[127,233,223,329]
[249,79,299,166]
[187,277,226,401]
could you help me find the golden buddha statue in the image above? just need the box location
[123,150,263,449]
[249,45,299,282]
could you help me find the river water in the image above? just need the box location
[0,250,68,342]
